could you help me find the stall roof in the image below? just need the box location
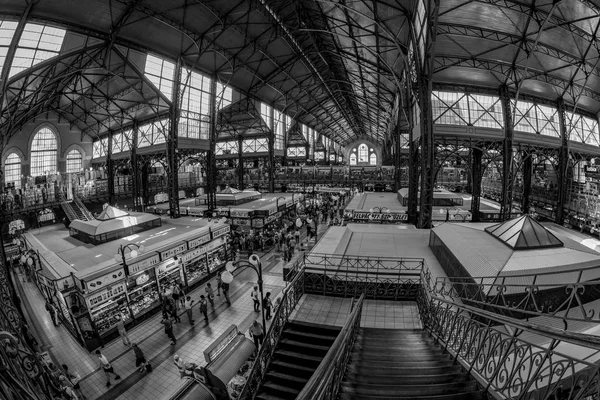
[69,212,161,236]
[485,215,563,250]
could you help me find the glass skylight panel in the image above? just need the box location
[0,20,17,75]
[216,82,232,110]
[145,54,175,101]
[536,105,559,137]
[9,23,65,78]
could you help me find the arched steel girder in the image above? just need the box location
[455,0,600,44]
[437,23,600,81]
[113,0,352,146]
[434,56,600,103]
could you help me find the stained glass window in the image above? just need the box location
[4,153,21,187]
[30,127,57,176]
[66,149,82,173]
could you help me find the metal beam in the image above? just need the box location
[555,97,568,225]
[500,84,514,221]
[167,58,182,219]
[522,151,532,214]
[470,147,483,222]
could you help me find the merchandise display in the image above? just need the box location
[158,268,181,295]
[90,297,130,334]
[185,257,209,285]
[127,272,160,317]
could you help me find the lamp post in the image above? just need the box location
[275,196,286,211]
[115,243,145,272]
[221,254,266,331]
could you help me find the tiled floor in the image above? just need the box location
[16,225,325,400]
[290,294,423,329]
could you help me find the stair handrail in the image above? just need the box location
[431,268,600,326]
[296,292,365,400]
[73,194,95,220]
[238,267,306,400]
[418,270,600,400]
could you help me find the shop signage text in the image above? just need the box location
[86,268,126,292]
[129,254,161,275]
[156,259,180,275]
[230,210,249,218]
[232,218,250,226]
[183,240,224,263]
[86,282,126,308]
[211,225,230,239]
[188,234,211,249]
[352,212,408,221]
[160,243,188,260]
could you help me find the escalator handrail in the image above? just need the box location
[296,292,365,400]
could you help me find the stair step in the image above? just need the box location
[287,320,341,336]
[256,393,289,400]
[344,371,467,385]
[351,350,445,361]
[265,371,309,388]
[359,328,426,337]
[283,330,339,345]
[261,381,300,397]
[341,381,478,396]
[280,338,330,354]
[274,350,323,368]
[354,342,437,351]
[338,391,486,400]
[269,360,315,377]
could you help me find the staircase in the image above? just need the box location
[58,192,94,222]
[256,321,341,400]
[338,328,485,400]
[73,194,95,220]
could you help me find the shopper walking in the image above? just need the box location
[45,300,58,326]
[114,315,130,346]
[184,296,195,325]
[221,279,231,305]
[171,283,182,310]
[168,301,181,324]
[249,320,264,353]
[198,295,209,323]
[264,292,273,320]
[61,364,86,400]
[205,283,215,308]
[160,316,177,345]
[95,350,121,387]
[132,343,148,372]
[251,286,260,312]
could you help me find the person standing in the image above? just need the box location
[221,279,231,305]
[114,315,130,346]
[45,300,58,326]
[205,283,215,308]
[61,364,86,400]
[251,286,260,312]
[132,343,148,372]
[198,295,209,323]
[168,301,181,324]
[161,316,177,345]
[249,320,264,353]
[216,274,222,297]
[95,350,121,387]
[264,292,273,320]
[184,296,195,325]
[171,283,182,310]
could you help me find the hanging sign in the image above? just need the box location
[182,240,224,263]
[86,282,126,308]
[230,210,250,218]
[86,268,126,293]
[252,218,265,228]
[352,212,408,222]
[211,225,230,239]
[160,243,188,261]
[265,212,282,226]
[188,233,211,249]
[129,254,161,275]
[156,260,180,276]
[232,218,251,226]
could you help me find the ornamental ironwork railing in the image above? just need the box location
[417,272,600,400]
[432,266,600,327]
[296,292,365,400]
[238,267,305,400]
[0,254,64,399]
[302,253,423,300]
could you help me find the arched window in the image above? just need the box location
[358,144,368,163]
[349,153,357,165]
[4,153,21,187]
[369,153,377,165]
[30,127,57,177]
[66,149,82,173]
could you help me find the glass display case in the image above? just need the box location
[87,283,130,336]
[207,245,228,273]
[185,256,209,286]
[157,266,182,295]
[127,270,160,317]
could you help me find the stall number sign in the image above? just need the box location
[129,254,160,275]
[87,269,126,292]
[353,212,408,221]
[160,243,188,261]
[230,210,249,218]
[211,225,230,239]
[268,207,277,216]
[188,234,211,249]
[87,282,126,308]
[232,218,250,226]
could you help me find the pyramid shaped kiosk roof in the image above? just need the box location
[484,215,563,250]
[96,205,130,220]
